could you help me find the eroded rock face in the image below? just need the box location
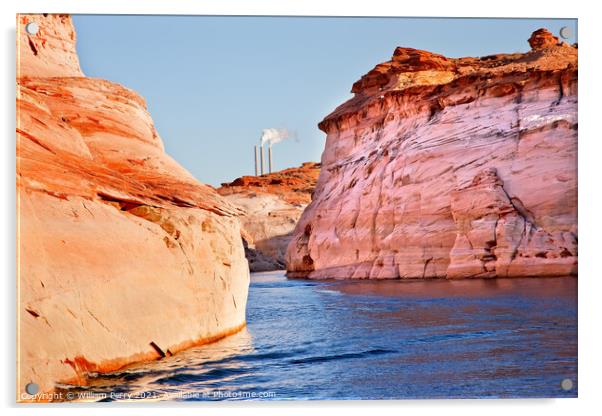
[286,29,577,280]
[17,14,249,399]
[448,168,577,278]
[17,14,83,77]
[218,162,320,271]
[528,28,560,50]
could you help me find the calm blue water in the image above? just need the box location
[68,272,577,401]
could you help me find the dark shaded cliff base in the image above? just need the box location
[218,163,320,272]
[243,239,286,272]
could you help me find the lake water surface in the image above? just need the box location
[69,271,577,401]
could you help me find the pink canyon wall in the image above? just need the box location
[286,29,577,280]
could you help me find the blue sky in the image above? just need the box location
[72,16,576,186]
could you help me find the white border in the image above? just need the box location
[2,1,600,415]
[3,0,581,18]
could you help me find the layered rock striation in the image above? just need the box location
[218,162,320,271]
[286,29,577,279]
[17,14,249,399]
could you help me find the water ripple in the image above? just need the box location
[64,273,577,400]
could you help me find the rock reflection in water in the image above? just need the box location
[65,329,254,401]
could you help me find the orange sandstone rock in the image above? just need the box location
[17,14,249,400]
[286,29,577,280]
[528,28,560,50]
[17,14,83,77]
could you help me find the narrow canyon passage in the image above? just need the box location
[16,13,578,401]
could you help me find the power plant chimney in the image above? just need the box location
[268,144,273,174]
[260,144,265,175]
[254,145,259,176]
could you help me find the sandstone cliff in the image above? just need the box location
[17,14,249,399]
[218,162,320,271]
[286,29,577,279]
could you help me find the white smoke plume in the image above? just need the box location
[260,128,295,146]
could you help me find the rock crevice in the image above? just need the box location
[447,168,576,278]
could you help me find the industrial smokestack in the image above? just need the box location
[260,144,265,175]
[254,145,259,176]
[258,128,293,175]
[268,145,273,174]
